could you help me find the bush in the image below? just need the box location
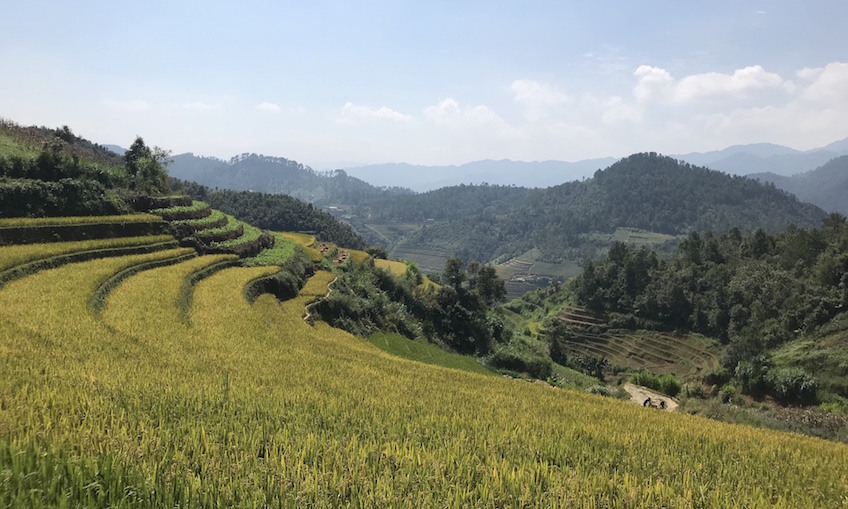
[703,367,731,387]
[489,346,552,380]
[720,384,737,403]
[630,370,681,398]
[683,382,703,398]
[767,367,818,405]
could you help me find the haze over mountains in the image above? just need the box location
[337,137,848,191]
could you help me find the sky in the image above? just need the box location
[1,1,847,168]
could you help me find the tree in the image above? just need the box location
[473,265,507,307]
[125,136,170,194]
[442,257,466,290]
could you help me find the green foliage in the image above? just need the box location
[768,367,819,405]
[168,153,413,207]
[124,136,170,195]
[630,370,682,398]
[369,332,493,376]
[487,338,553,379]
[172,182,367,249]
[368,153,825,264]
[572,216,848,402]
[243,233,297,267]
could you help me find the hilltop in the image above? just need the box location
[356,154,826,294]
[168,152,413,207]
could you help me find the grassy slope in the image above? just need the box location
[1,238,847,505]
[369,332,493,376]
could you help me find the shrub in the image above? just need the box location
[720,384,737,403]
[630,370,681,398]
[767,367,818,405]
[703,367,731,387]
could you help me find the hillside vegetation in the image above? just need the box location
[168,152,412,206]
[370,153,826,264]
[751,155,848,215]
[1,216,847,507]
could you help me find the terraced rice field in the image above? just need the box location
[559,309,721,375]
[1,216,847,507]
[374,258,408,276]
[389,243,452,274]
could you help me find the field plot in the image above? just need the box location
[583,227,679,247]
[559,310,721,375]
[375,258,408,276]
[390,242,452,274]
[1,235,847,506]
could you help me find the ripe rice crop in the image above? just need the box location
[375,258,409,276]
[0,234,173,272]
[0,213,161,228]
[0,246,847,507]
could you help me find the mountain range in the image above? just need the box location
[338,137,848,192]
[749,155,848,216]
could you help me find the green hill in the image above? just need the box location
[357,153,826,294]
[168,152,413,206]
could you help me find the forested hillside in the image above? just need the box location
[369,153,827,265]
[171,180,368,249]
[169,152,412,206]
[751,156,848,215]
[568,214,848,401]
[0,120,168,217]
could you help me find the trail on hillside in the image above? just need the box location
[303,276,337,322]
[623,384,678,412]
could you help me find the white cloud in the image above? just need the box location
[802,62,848,104]
[256,102,281,113]
[102,99,150,111]
[601,96,643,125]
[183,101,221,111]
[633,65,673,102]
[511,80,570,106]
[634,65,785,103]
[339,102,411,123]
[796,67,823,81]
[511,80,571,122]
[423,98,515,133]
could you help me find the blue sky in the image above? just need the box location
[2,1,847,167]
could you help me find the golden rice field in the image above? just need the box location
[0,235,174,272]
[375,258,408,276]
[1,236,848,507]
[0,213,162,228]
[279,231,322,262]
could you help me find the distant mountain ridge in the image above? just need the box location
[366,153,828,265]
[337,137,848,191]
[342,158,617,192]
[750,156,848,215]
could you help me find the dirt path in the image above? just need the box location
[623,383,678,412]
[303,276,337,322]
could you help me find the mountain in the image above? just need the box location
[103,144,127,155]
[167,152,413,206]
[675,143,801,167]
[750,156,848,215]
[342,158,617,192]
[675,138,848,177]
[363,153,827,267]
